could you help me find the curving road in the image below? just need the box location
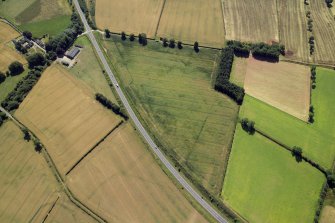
[73,1,228,222]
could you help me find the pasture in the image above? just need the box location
[278,0,309,62]
[157,0,225,48]
[69,36,118,103]
[15,65,121,175]
[101,35,239,194]
[0,121,59,222]
[243,58,310,121]
[68,123,207,223]
[222,125,324,223]
[223,0,279,43]
[310,0,335,64]
[240,77,335,170]
[95,0,164,38]
[0,69,29,102]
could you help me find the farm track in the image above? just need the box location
[0,106,105,223]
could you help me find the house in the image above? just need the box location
[65,47,80,60]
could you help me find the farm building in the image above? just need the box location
[65,47,80,60]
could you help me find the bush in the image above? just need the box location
[129,33,135,41]
[241,118,255,134]
[169,39,175,48]
[27,52,46,69]
[162,38,168,47]
[292,146,303,162]
[22,127,31,141]
[95,93,128,120]
[8,61,24,76]
[0,71,6,84]
[121,31,126,40]
[105,29,111,38]
[177,41,182,49]
[194,41,199,52]
[326,0,333,7]
[214,47,245,104]
[33,138,42,152]
[138,33,147,46]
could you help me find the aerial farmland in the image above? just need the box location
[0,0,335,223]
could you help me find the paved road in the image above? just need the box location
[73,1,228,222]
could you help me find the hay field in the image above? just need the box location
[95,0,164,38]
[157,0,225,48]
[15,65,121,175]
[310,0,335,64]
[68,123,207,223]
[102,36,239,194]
[244,58,310,120]
[320,206,335,223]
[222,125,324,223]
[223,0,279,43]
[278,0,310,62]
[44,195,96,223]
[0,121,60,222]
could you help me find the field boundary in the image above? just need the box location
[41,196,60,223]
[154,0,166,38]
[65,120,124,175]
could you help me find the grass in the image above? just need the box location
[68,36,118,104]
[239,68,335,169]
[222,125,324,223]
[101,35,239,194]
[0,0,37,24]
[18,15,71,38]
[0,69,29,102]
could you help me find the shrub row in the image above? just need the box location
[313,183,328,223]
[95,93,128,120]
[226,40,250,57]
[214,47,245,104]
[0,111,8,127]
[1,67,44,112]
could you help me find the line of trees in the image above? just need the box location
[214,47,245,104]
[1,67,45,112]
[95,93,128,120]
[45,12,84,57]
[0,111,7,127]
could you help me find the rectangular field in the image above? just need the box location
[68,123,207,223]
[157,0,225,48]
[0,121,59,222]
[278,0,310,62]
[15,65,121,175]
[222,125,324,223]
[101,36,239,193]
[95,0,164,38]
[223,0,279,43]
[310,0,335,64]
[244,58,310,120]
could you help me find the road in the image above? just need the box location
[72,1,228,222]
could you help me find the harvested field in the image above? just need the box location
[223,0,279,43]
[95,0,164,38]
[320,206,335,223]
[244,58,310,120]
[310,0,335,64]
[68,123,207,223]
[0,121,59,222]
[102,36,239,194]
[157,0,225,48]
[229,57,247,87]
[15,65,121,175]
[278,0,310,62]
[0,22,20,43]
[45,195,96,223]
[222,125,324,223]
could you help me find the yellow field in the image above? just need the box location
[321,206,335,223]
[310,0,335,64]
[45,195,97,223]
[157,0,225,47]
[0,121,59,222]
[15,65,121,175]
[229,57,247,87]
[244,58,310,120]
[68,123,207,223]
[0,22,20,43]
[223,0,279,43]
[95,0,164,38]
[278,0,310,62]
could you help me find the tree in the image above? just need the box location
[105,29,111,38]
[241,118,255,134]
[326,0,333,7]
[27,52,46,69]
[22,127,31,141]
[121,31,126,40]
[8,61,24,76]
[129,33,135,41]
[194,41,199,52]
[33,138,42,153]
[169,39,175,48]
[0,72,6,84]
[23,31,32,40]
[162,38,168,47]
[46,51,57,61]
[292,146,303,162]
[326,170,335,188]
[177,41,182,49]
[138,33,147,46]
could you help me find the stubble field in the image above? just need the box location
[68,123,207,223]
[15,65,121,175]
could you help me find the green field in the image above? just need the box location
[101,35,239,193]
[239,68,335,169]
[0,68,29,102]
[222,125,324,223]
[68,36,118,104]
